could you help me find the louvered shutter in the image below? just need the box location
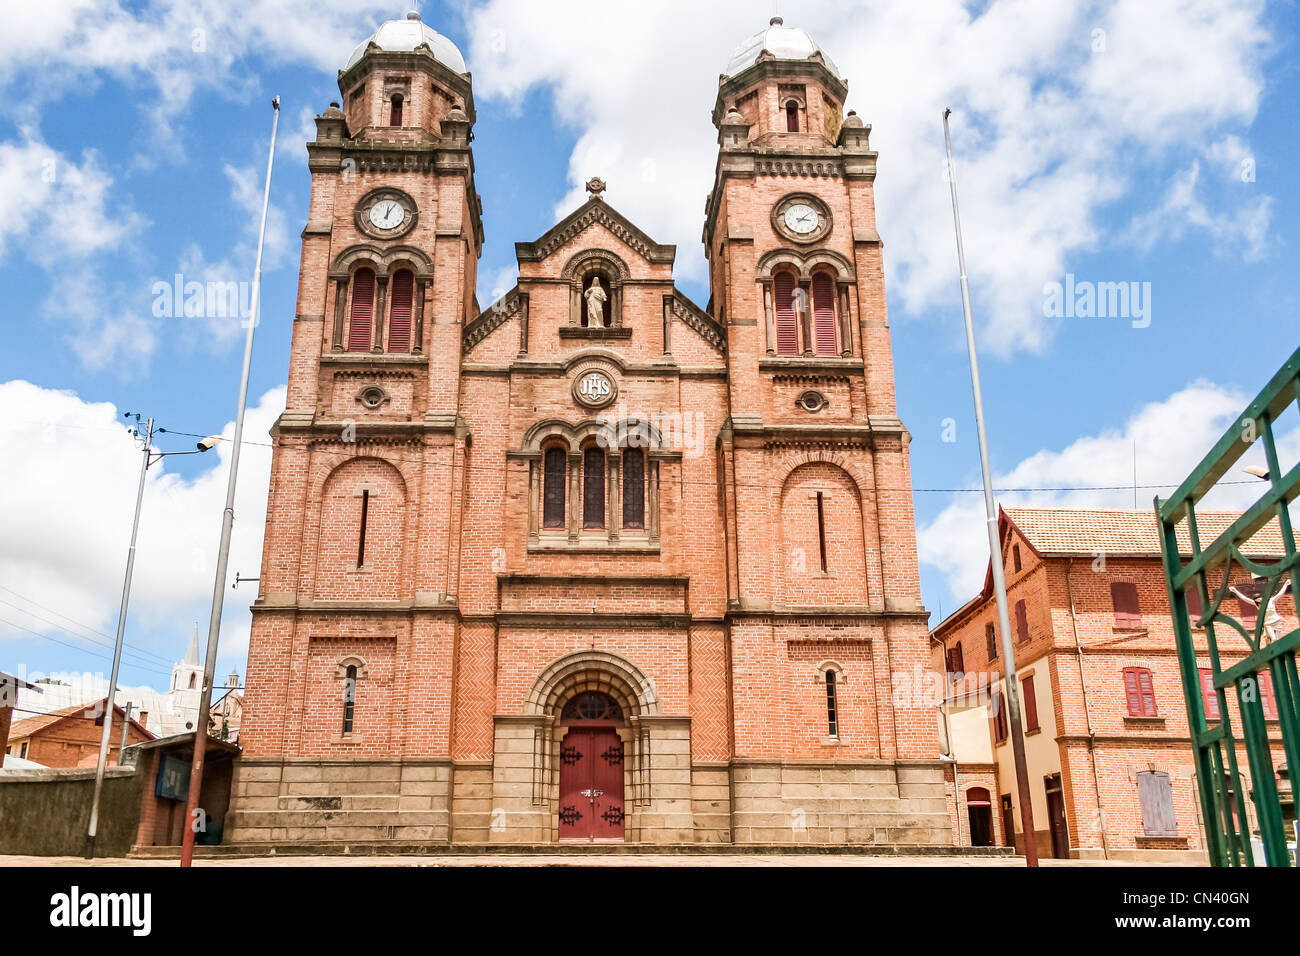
[986,624,997,660]
[388,270,413,352]
[1015,600,1029,643]
[1200,668,1220,719]
[1138,771,1177,836]
[1110,582,1141,628]
[811,273,837,355]
[583,447,605,529]
[1138,668,1156,716]
[1123,668,1142,715]
[622,448,645,529]
[347,268,375,352]
[774,272,798,354]
[1260,670,1277,719]
[1022,674,1039,732]
[543,448,565,529]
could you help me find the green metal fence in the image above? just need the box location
[1156,345,1300,866]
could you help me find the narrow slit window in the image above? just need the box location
[390,93,403,126]
[825,671,839,737]
[543,447,566,529]
[785,100,799,132]
[815,491,828,572]
[357,489,370,567]
[342,665,357,734]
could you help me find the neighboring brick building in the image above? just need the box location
[5,700,154,769]
[230,14,950,846]
[931,507,1296,862]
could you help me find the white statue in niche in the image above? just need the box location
[584,275,608,328]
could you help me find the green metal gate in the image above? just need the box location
[1156,345,1300,866]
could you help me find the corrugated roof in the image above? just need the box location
[1003,507,1290,558]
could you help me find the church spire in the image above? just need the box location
[184,623,200,666]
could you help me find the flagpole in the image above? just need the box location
[180,96,280,867]
[943,108,1039,866]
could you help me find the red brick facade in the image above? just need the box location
[229,15,950,846]
[931,508,1296,862]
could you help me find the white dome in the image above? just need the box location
[724,17,841,80]
[344,12,467,74]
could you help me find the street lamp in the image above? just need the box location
[84,415,221,859]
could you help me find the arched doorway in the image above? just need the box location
[557,691,626,841]
[966,787,994,847]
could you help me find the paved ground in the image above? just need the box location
[0,853,1177,867]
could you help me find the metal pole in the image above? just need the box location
[85,417,152,858]
[118,701,133,765]
[942,108,1039,866]
[180,97,280,868]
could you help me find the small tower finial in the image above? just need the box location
[770,16,783,26]
[585,176,607,200]
[406,9,421,21]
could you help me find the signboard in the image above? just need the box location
[156,754,190,802]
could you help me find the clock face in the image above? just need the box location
[369,199,405,230]
[783,203,819,235]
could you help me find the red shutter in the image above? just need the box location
[992,689,1007,742]
[1185,586,1203,621]
[1015,600,1029,643]
[347,268,375,352]
[1200,668,1220,719]
[1110,582,1141,628]
[1123,668,1142,715]
[1261,671,1277,719]
[1236,596,1258,629]
[1138,668,1156,716]
[1022,674,1039,732]
[811,273,837,355]
[388,270,413,352]
[986,624,997,660]
[774,272,798,354]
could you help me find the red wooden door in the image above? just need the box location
[558,728,625,840]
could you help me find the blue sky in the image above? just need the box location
[1,0,1297,695]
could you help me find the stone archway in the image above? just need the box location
[490,650,689,844]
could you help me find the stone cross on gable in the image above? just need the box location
[585,177,607,200]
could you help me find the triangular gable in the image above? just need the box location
[515,196,676,267]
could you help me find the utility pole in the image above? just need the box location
[85,415,151,859]
[117,701,133,764]
[942,108,1039,866]
[181,96,280,867]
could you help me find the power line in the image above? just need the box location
[0,597,174,673]
[0,615,172,678]
[0,584,174,665]
[157,426,1268,496]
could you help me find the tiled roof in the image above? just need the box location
[7,700,153,741]
[1003,507,1290,558]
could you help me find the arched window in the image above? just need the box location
[583,446,605,529]
[342,664,357,734]
[388,269,414,352]
[188,673,196,690]
[825,669,839,736]
[811,272,837,355]
[389,93,403,126]
[785,100,800,132]
[622,447,645,530]
[347,267,375,352]
[774,271,798,354]
[543,447,566,529]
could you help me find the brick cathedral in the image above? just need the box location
[230,13,952,846]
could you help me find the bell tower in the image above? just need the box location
[705,18,941,787]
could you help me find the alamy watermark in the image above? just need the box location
[1043,273,1151,328]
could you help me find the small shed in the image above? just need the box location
[123,733,241,847]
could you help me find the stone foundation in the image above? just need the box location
[227,755,954,846]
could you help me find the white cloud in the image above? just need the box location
[918,380,1299,608]
[466,0,1273,354]
[0,129,143,264]
[1126,161,1272,260]
[0,379,283,675]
